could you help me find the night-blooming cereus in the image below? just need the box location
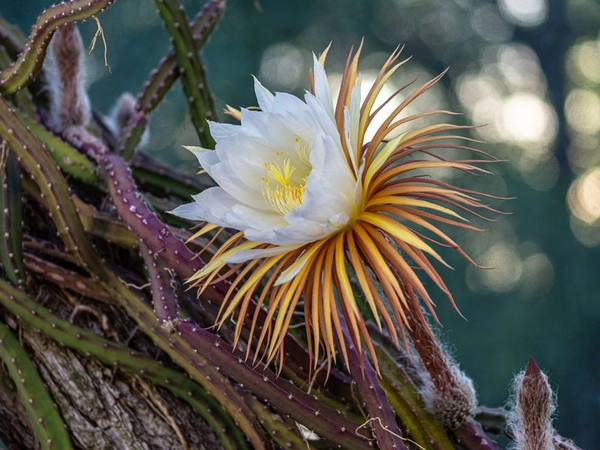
[170,45,496,373]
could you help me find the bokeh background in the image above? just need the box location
[4,0,599,446]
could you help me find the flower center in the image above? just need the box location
[262,158,306,215]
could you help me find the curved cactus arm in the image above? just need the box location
[177,320,373,450]
[339,318,409,450]
[71,196,138,248]
[0,104,262,445]
[0,46,36,119]
[120,0,225,160]
[368,323,456,450]
[0,147,24,285]
[243,393,309,449]
[154,0,218,148]
[0,96,111,280]
[0,279,249,450]
[140,242,180,324]
[63,126,229,304]
[105,286,268,449]
[0,321,73,450]
[0,0,116,95]
[19,114,100,185]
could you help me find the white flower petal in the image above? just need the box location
[168,201,207,221]
[225,244,302,264]
[253,76,275,112]
[173,55,363,252]
[312,54,334,119]
[207,121,239,138]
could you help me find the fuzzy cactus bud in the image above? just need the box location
[509,357,555,450]
[46,23,91,130]
[111,92,136,133]
[418,345,477,430]
[109,92,149,147]
[407,310,477,430]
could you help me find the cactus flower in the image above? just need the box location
[171,45,495,372]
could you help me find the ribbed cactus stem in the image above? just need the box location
[0,0,116,95]
[0,278,248,450]
[177,320,373,450]
[338,316,408,450]
[118,0,225,159]
[140,242,180,326]
[153,0,219,147]
[0,321,73,450]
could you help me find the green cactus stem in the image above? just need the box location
[71,196,138,248]
[243,393,309,449]
[0,321,73,450]
[0,147,24,285]
[118,0,224,159]
[18,113,100,186]
[369,323,455,450]
[0,96,111,280]
[177,320,373,450]
[154,0,218,148]
[0,0,116,95]
[0,279,248,450]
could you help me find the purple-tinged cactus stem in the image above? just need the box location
[338,316,408,450]
[452,417,501,450]
[177,320,373,450]
[140,242,180,325]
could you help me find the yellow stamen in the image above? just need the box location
[262,159,306,215]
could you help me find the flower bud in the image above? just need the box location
[509,357,555,450]
[46,23,90,130]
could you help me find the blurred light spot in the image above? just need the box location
[469,243,523,293]
[471,4,513,43]
[569,215,600,247]
[259,43,304,92]
[501,93,557,145]
[499,0,548,27]
[565,89,600,135]
[419,10,471,46]
[519,154,560,191]
[497,44,545,94]
[456,74,503,110]
[567,40,600,85]
[520,252,554,297]
[456,74,504,141]
[568,169,600,224]
[567,135,600,173]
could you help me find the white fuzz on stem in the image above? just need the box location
[46,23,91,130]
[508,357,555,450]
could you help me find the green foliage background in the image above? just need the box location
[5,0,599,447]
